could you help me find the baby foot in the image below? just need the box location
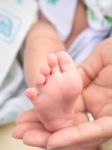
[26,52,83,132]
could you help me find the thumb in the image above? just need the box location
[78,38,112,87]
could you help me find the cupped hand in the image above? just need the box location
[13,108,51,148]
[47,38,112,150]
[13,38,112,150]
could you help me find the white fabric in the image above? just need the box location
[83,0,112,31]
[39,0,111,64]
[39,0,77,41]
[0,0,37,125]
[68,28,111,64]
[0,0,37,86]
[39,0,112,38]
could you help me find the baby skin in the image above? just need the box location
[26,51,84,132]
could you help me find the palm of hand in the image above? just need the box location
[14,64,112,149]
[83,64,112,119]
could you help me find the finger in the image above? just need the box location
[49,141,101,150]
[78,38,112,87]
[47,117,112,149]
[13,122,44,139]
[23,129,51,148]
[48,146,84,150]
[16,109,39,124]
[73,112,88,125]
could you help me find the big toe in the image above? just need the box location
[57,51,75,72]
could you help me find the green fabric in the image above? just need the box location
[48,0,59,5]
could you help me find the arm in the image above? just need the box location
[24,17,65,87]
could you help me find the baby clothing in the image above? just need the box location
[39,0,77,41]
[39,0,112,63]
[0,0,38,125]
[84,0,112,31]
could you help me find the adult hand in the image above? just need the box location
[47,38,112,150]
[13,38,112,150]
[13,108,51,148]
